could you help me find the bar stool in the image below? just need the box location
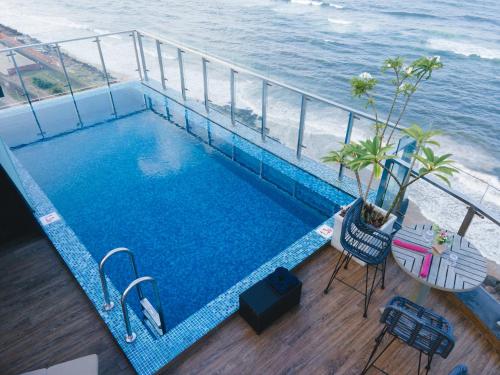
[361,296,455,375]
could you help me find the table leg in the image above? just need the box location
[411,284,431,305]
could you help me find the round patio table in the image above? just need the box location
[392,223,487,305]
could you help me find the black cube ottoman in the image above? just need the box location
[239,267,302,334]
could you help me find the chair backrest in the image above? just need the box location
[381,297,455,358]
[340,198,392,264]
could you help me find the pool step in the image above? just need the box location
[141,297,165,336]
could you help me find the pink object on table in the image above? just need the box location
[420,253,433,278]
[393,239,429,254]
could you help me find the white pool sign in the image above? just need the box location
[39,212,61,226]
[315,224,333,239]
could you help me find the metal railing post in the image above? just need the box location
[338,111,355,179]
[458,206,477,237]
[177,48,186,101]
[95,36,118,118]
[130,32,143,81]
[261,80,269,142]
[136,32,149,81]
[296,94,308,159]
[8,52,44,137]
[202,58,209,112]
[230,68,237,126]
[156,40,166,90]
[54,43,83,127]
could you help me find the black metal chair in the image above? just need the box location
[361,296,455,375]
[324,198,392,318]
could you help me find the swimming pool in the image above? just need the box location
[14,109,328,327]
[0,82,355,374]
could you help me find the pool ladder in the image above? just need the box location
[98,247,167,343]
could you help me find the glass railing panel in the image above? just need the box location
[182,51,204,103]
[186,109,209,142]
[234,71,262,132]
[138,35,162,86]
[99,33,139,82]
[206,62,231,117]
[266,84,301,150]
[159,43,182,97]
[406,177,469,233]
[302,99,349,162]
[0,51,43,147]
[100,34,147,116]
[53,39,111,127]
[466,212,500,267]
[5,43,86,137]
[0,51,28,109]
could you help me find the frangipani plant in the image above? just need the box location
[323,56,459,226]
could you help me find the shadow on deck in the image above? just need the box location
[0,235,498,375]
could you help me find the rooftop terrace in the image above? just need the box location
[0,29,499,374]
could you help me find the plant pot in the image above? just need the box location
[331,201,397,266]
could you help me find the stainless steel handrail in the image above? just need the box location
[0,29,400,130]
[137,30,402,131]
[99,247,143,311]
[121,276,166,343]
[0,30,135,53]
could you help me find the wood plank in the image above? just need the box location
[0,236,134,375]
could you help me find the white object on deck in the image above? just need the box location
[19,354,98,375]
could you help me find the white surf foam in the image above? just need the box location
[428,38,500,60]
[327,18,351,25]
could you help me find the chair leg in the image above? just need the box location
[381,258,387,290]
[361,328,395,375]
[363,264,379,318]
[425,354,434,375]
[344,253,352,269]
[323,250,349,294]
[418,351,422,375]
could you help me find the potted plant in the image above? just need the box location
[324,56,459,252]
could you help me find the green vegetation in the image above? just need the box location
[323,56,459,224]
[31,76,64,95]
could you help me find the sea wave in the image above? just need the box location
[382,11,441,20]
[288,0,344,7]
[290,0,323,6]
[460,15,500,27]
[427,38,500,60]
[327,18,351,25]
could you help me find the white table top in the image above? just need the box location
[392,224,487,293]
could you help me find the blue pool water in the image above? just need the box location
[14,110,327,328]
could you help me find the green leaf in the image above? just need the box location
[434,174,451,186]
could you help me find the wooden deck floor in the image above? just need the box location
[163,245,500,375]
[0,235,498,375]
[0,236,134,375]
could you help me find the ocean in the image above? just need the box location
[0,0,499,263]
